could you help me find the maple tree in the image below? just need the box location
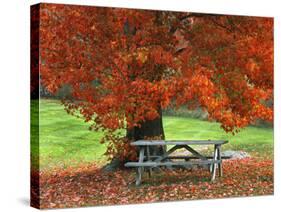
[38,4,273,160]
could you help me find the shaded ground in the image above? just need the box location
[38,158,273,209]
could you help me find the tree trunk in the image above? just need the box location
[126,108,166,156]
[102,109,166,172]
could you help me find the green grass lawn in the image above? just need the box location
[164,116,273,158]
[32,99,273,171]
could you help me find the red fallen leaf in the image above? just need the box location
[50,203,56,207]
[38,158,273,209]
[191,186,196,193]
[72,197,81,202]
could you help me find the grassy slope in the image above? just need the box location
[37,99,107,170]
[33,99,273,170]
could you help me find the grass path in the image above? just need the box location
[32,99,273,170]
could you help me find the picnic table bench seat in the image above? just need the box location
[125,140,229,185]
[125,160,221,167]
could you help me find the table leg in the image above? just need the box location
[136,147,145,186]
[211,145,218,181]
[217,145,222,177]
[146,146,152,178]
[183,145,209,170]
[209,162,213,173]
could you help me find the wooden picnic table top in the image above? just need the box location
[131,140,228,146]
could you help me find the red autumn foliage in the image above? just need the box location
[38,4,273,159]
[38,158,273,209]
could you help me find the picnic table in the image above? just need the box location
[125,140,229,185]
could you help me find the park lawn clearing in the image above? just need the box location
[35,99,273,170]
[33,99,107,170]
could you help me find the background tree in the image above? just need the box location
[39,4,273,161]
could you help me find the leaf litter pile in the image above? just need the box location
[38,158,273,209]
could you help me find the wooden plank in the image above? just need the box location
[211,145,218,181]
[145,146,152,178]
[125,160,221,167]
[183,145,207,160]
[146,156,231,160]
[131,140,228,146]
[217,145,223,177]
[154,145,182,162]
[136,147,145,186]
